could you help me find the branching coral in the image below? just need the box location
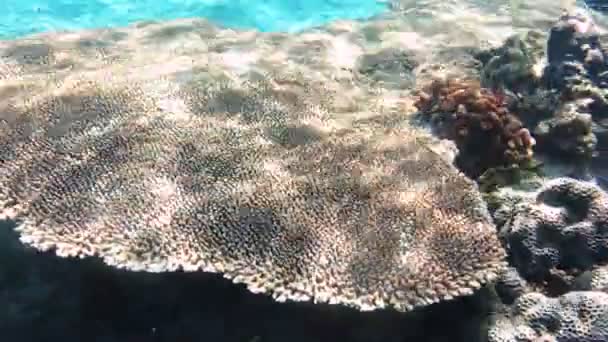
[488,291,608,342]
[414,77,535,178]
[0,71,507,313]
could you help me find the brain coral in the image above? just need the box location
[488,291,608,342]
[0,71,506,312]
[498,178,608,283]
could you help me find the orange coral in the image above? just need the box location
[414,78,535,177]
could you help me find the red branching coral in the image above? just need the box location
[414,78,535,177]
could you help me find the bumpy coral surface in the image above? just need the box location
[0,71,506,313]
[533,103,597,159]
[499,178,608,283]
[476,32,543,93]
[535,9,608,163]
[471,12,606,165]
[413,77,535,178]
[544,10,604,90]
[488,291,608,342]
[574,264,608,292]
[494,266,528,305]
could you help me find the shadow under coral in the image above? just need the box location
[0,219,495,342]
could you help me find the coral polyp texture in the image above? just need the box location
[488,291,608,342]
[498,178,608,284]
[413,77,535,178]
[0,71,506,313]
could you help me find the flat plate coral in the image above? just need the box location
[0,69,506,313]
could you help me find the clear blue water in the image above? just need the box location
[0,0,389,40]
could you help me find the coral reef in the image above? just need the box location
[533,102,597,159]
[0,221,494,342]
[5,5,608,342]
[0,70,506,314]
[466,11,608,169]
[543,10,605,90]
[413,77,535,178]
[573,264,608,292]
[476,31,544,93]
[496,178,608,291]
[488,291,608,342]
[494,267,528,305]
[533,10,608,166]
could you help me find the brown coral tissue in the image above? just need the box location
[414,78,535,178]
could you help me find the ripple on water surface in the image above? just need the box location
[0,0,390,39]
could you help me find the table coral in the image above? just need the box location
[413,77,535,178]
[0,71,507,313]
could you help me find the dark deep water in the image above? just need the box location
[0,219,494,342]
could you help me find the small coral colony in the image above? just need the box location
[414,10,606,180]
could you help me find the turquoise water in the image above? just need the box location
[0,0,389,40]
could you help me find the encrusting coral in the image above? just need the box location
[488,291,608,342]
[413,77,536,178]
[0,71,507,313]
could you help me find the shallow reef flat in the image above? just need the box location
[1,1,607,342]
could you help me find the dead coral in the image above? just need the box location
[414,77,535,178]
